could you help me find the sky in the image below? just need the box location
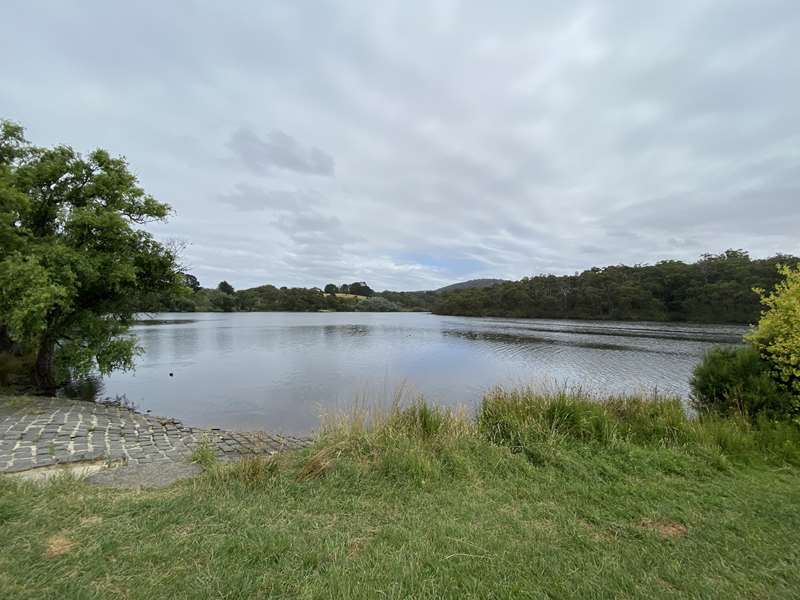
[2,1,799,291]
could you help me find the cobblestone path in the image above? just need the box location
[0,397,311,473]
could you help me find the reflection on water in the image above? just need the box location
[103,312,746,433]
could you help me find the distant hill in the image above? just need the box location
[436,279,510,293]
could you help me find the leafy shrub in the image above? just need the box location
[747,264,800,395]
[690,346,798,419]
[353,297,402,312]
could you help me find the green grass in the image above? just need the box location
[189,435,218,469]
[2,390,800,598]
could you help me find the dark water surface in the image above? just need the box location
[103,312,746,433]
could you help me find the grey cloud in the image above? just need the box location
[275,210,363,247]
[2,1,799,290]
[611,186,800,236]
[228,127,335,177]
[217,184,318,212]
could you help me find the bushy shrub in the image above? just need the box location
[690,346,798,419]
[353,297,402,312]
[747,264,800,395]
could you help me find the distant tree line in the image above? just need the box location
[141,279,435,313]
[432,250,799,324]
[140,250,799,323]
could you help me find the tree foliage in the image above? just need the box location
[183,273,201,292]
[433,250,797,324]
[347,281,374,297]
[233,285,354,312]
[747,264,800,395]
[0,120,180,390]
[217,280,235,295]
[145,280,421,313]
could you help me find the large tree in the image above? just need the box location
[0,120,181,392]
[348,281,374,297]
[217,280,235,295]
[183,273,201,293]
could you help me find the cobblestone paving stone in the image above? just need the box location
[0,397,311,473]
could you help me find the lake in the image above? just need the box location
[102,312,747,433]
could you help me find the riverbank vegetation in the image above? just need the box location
[2,389,800,598]
[433,250,798,323]
[690,263,800,422]
[144,278,436,313]
[142,250,799,326]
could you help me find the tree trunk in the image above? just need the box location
[0,325,14,354]
[33,336,57,394]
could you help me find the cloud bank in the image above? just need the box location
[2,0,798,290]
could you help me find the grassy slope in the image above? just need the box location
[1,393,799,599]
[435,278,510,293]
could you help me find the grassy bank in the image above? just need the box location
[2,390,800,598]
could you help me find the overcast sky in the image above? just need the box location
[2,1,799,290]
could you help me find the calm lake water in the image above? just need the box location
[103,312,747,433]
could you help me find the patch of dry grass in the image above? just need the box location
[45,535,75,558]
[638,519,689,538]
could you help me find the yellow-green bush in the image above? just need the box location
[748,264,800,395]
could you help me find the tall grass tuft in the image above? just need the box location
[207,455,280,487]
[191,436,218,469]
[477,387,619,465]
[604,393,688,445]
[479,387,615,441]
[305,392,475,483]
[478,386,800,466]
